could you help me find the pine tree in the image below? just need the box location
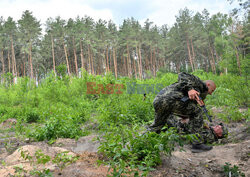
[18,10,41,79]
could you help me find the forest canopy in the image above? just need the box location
[0,1,249,81]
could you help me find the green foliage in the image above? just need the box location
[97,94,154,127]
[217,107,249,123]
[16,148,78,177]
[35,150,51,164]
[0,71,248,138]
[12,165,28,177]
[98,124,193,176]
[192,71,249,122]
[52,151,79,171]
[29,116,86,141]
[56,64,67,78]
[0,70,248,176]
[223,162,245,177]
[30,169,53,177]
[25,108,40,123]
[2,72,14,86]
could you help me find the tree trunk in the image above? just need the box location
[232,41,241,75]
[208,44,216,74]
[100,50,105,75]
[80,40,84,70]
[145,55,149,71]
[176,60,181,73]
[8,49,11,73]
[231,23,242,75]
[0,49,4,74]
[153,48,156,76]
[190,38,197,70]
[138,45,143,79]
[20,63,23,77]
[135,45,139,79]
[109,48,112,72]
[87,45,91,74]
[73,37,78,76]
[122,54,127,76]
[133,54,137,79]
[23,53,26,76]
[63,41,70,75]
[156,48,160,72]
[126,43,131,78]
[113,48,117,79]
[186,37,194,72]
[51,34,56,74]
[29,42,34,79]
[105,47,108,73]
[11,36,16,77]
[91,49,94,75]
[214,47,220,62]
[224,67,228,75]
[150,47,153,75]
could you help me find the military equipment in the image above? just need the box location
[181,96,213,122]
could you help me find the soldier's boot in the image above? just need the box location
[191,144,213,153]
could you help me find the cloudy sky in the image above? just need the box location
[0,0,239,27]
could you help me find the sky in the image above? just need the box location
[0,0,239,28]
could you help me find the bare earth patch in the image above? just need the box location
[150,139,249,177]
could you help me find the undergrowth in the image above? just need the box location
[0,69,249,176]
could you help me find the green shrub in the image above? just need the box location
[29,117,86,141]
[98,124,193,176]
[217,107,249,122]
[223,162,245,177]
[25,109,40,123]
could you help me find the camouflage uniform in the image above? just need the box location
[164,115,218,144]
[147,72,215,143]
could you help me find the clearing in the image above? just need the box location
[0,110,249,177]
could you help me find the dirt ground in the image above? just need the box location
[0,113,249,177]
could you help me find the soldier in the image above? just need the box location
[163,114,228,152]
[147,72,224,152]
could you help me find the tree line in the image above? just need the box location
[0,3,248,81]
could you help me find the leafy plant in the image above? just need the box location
[223,162,245,177]
[98,124,193,176]
[29,116,86,141]
[17,148,78,176]
[12,165,27,177]
[25,109,40,123]
[52,151,79,171]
